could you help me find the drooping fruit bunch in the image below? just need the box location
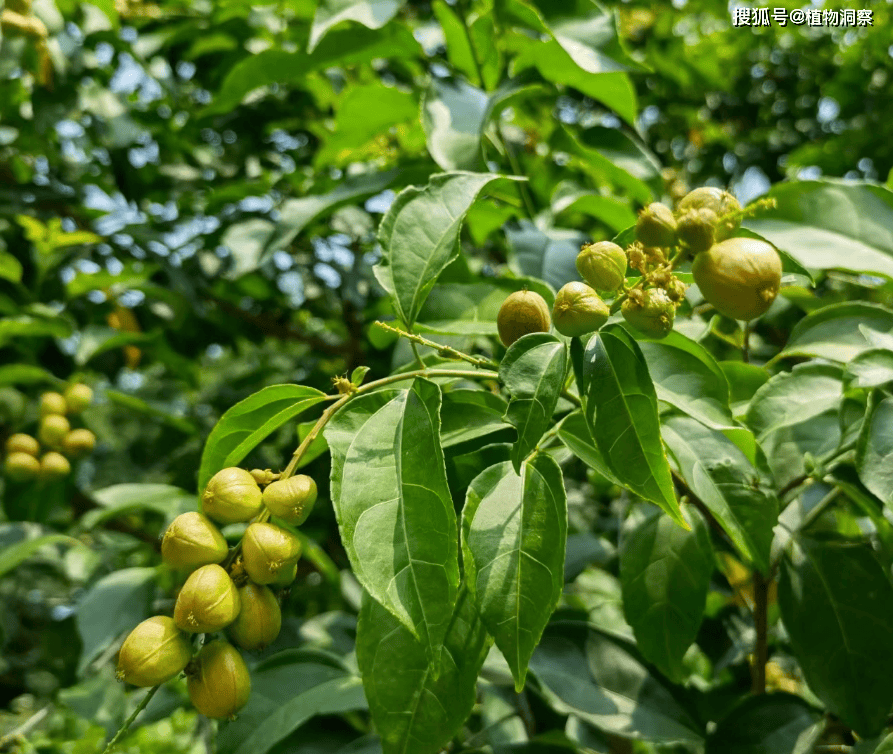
[115,463,317,720]
[2,383,97,483]
[493,185,778,344]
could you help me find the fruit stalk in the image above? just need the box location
[100,685,160,754]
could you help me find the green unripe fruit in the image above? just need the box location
[621,288,676,339]
[187,640,251,719]
[38,414,70,448]
[692,238,782,321]
[162,512,229,571]
[5,433,39,457]
[62,429,96,457]
[552,282,610,338]
[496,290,551,348]
[576,241,628,292]
[250,468,275,486]
[116,616,192,687]
[262,475,317,525]
[201,467,264,524]
[227,582,282,651]
[39,452,71,480]
[242,523,302,585]
[63,383,93,413]
[5,452,40,482]
[39,392,68,417]
[174,564,241,633]
[636,202,677,248]
[271,562,298,588]
[676,208,718,254]
[677,187,741,240]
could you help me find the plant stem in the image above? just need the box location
[101,685,160,754]
[742,320,751,363]
[751,569,769,694]
[373,321,498,369]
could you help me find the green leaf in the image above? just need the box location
[219,218,276,279]
[662,415,777,573]
[556,411,623,487]
[105,390,198,434]
[846,348,893,389]
[775,302,893,363]
[778,536,893,737]
[704,694,823,754]
[0,314,73,348]
[876,733,893,754]
[745,363,843,488]
[551,184,637,232]
[529,621,703,744]
[205,25,421,116]
[856,395,893,506]
[421,78,488,171]
[266,171,401,258]
[73,325,154,366]
[745,180,893,279]
[82,484,197,529]
[356,587,490,754]
[578,325,685,528]
[0,251,22,283]
[505,221,589,293]
[638,330,736,430]
[76,568,156,675]
[499,333,568,472]
[0,533,82,578]
[309,0,406,52]
[198,385,328,493]
[325,380,460,661]
[218,651,367,754]
[374,172,520,327]
[619,507,713,683]
[439,389,512,449]
[462,454,567,690]
[0,364,62,387]
[719,361,770,414]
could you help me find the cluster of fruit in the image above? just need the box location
[2,385,96,482]
[116,467,317,719]
[496,187,782,346]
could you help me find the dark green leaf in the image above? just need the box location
[704,694,823,754]
[619,507,713,683]
[556,411,623,487]
[326,380,460,661]
[775,302,893,363]
[309,0,407,51]
[778,536,893,737]
[198,385,328,493]
[356,587,490,754]
[846,349,893,389]
[462,454,567,690]
[83,484,197,529]
[856,395,893,506]
[579,325,685,528]
[439,389,512,449]
[529,621,703,744]
[499,333,568,472]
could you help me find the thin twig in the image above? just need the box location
[0,705,52,751]
[373,321,497,369]
[101,685,160,754]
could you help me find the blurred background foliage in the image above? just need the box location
[0,0,890,750]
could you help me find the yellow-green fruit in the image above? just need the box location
[692,238,782,321]
[576,241,628,292]
[227,583,282,651]
[5,433,39,457]
[162,512,229,571]
[677,187,741,240]
[174,564,241,633]
[38,414,70,448]
[4,452,40,482]
[116,616,192,687]
[201,467,264,524]
[621,289,676,339]
[676,208,717,254]
[262,475,317,525]
[496,290,551,348]
[39,452,71,480]
[62,429,96,457]
[242,523,302,585]
[187,640,251,719]
[39,392,68,417]
[552,282,610,338]
[63,383,93,413]
[271,562,298,588]
[250,468,275,486]
[636,202,677,248]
